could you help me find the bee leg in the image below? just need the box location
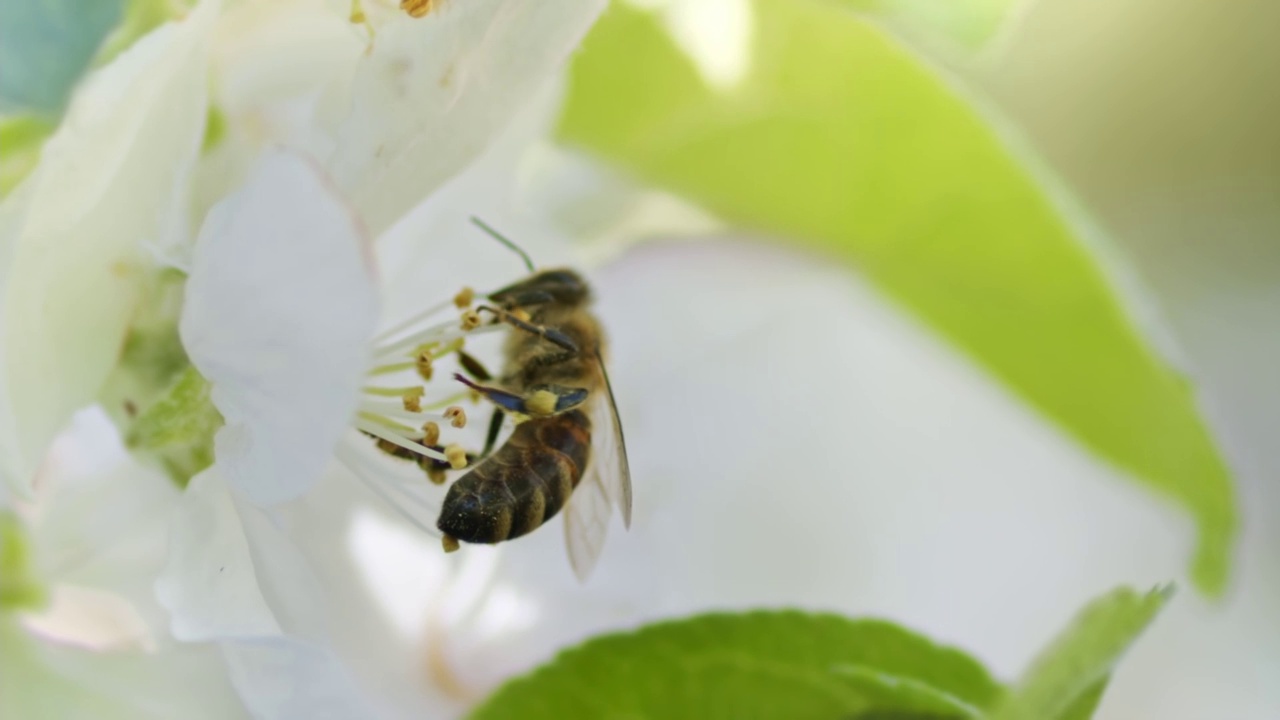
[452,374,588,417]
[476,305,579,353]
[480,408,505,458]
[456,350,493,381]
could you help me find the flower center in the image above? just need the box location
[334,287,504,536]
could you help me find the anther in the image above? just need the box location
[401,387,425,413]
[427,467,447,485]
[511,308,531,323]
[454,287,474,309]
[416,351,434,382]
[422,421,441,446]
[460,310,482,331]
[444,406,466,428]
[444,443,468,469]
[442,534,460,553]
[526,389,558,417]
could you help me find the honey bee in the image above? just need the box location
[430,226,632,580]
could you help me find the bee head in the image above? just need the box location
[489,268,591,309]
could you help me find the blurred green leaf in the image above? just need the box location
[0,0,126,115]
[0,514,47,611]
[0,116,54,198]
[991,585,1172,720]
[846,0,1023,50]
[560,0,1235,595]
[470,611,1003,720]
[94,0,177,67]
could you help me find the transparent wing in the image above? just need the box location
[563,466,611,581]
[589,352,632,527]
[562,353,633,581]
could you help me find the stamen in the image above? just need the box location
[422,421,441,446]
[416,351,434,381]
[443,406,466,428]
[444,444,468,469]
[368,360,418,376]
[335,438,441,537]
[403,395,422,413]
[459,310,482,331]
[358,407,427,434]
[354,417,447,462]
[373,297,458,345]
[442,535,460,552]
[454,287,474,309]
[362,384,426,398]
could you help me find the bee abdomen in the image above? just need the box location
[437,410,592,545]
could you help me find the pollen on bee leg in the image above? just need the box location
[510,308,531,323]
[453,287,474,309]
[459,309,482,331]
[444,406,466,428]
[526,389,558,417]
[442,534,460,553]
[444,443,468,469]
[422,421,441,447]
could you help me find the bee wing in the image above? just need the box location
[589,351,633,527]
[563,462,611,581]
[562,352,633,581]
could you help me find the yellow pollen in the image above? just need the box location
[427,467,447,485]
[460,310,482,331]
[401,386,425,412]
[442,534,460,552]
[401,0,435,18]
[511,308,531,323]
[526,390,558,417]
[444,406,466,428]
[453,287,474,309]
[422,421,440,446]
[416,352,434,381]
[445,444,468,469]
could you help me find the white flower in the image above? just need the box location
[1,408,245,719]
[0,0,219,501]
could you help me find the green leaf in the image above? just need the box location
[559,0,1235,595]
[0,513,47,611]
[0,0,126,115]
[0,116,54,198]
[845,0,1024,50]
[470,611,1003,720]
[991,585,1172,720]
[834,666,986,719]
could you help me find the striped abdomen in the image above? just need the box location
[437,409,592,544]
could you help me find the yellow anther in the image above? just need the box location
[401,386,425,413]
[444,444,468,469]
[401,0,435,18]
[453,287,474,309]
[416,351,434,381]
[460,309,482,331]
[511,308,531,323]
[441,534,460,553]
[422,421,440,447]
[427,467,447,485]
[444,406,466,428]
[526,390,558,417]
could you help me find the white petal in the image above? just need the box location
[0,0,219,500]
[1,619,246,720]
[220,637,379,720]
[156,469,284,640]
[328,0,607,237]
[181,150,378,506]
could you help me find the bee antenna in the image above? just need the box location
[470,217,536,273]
